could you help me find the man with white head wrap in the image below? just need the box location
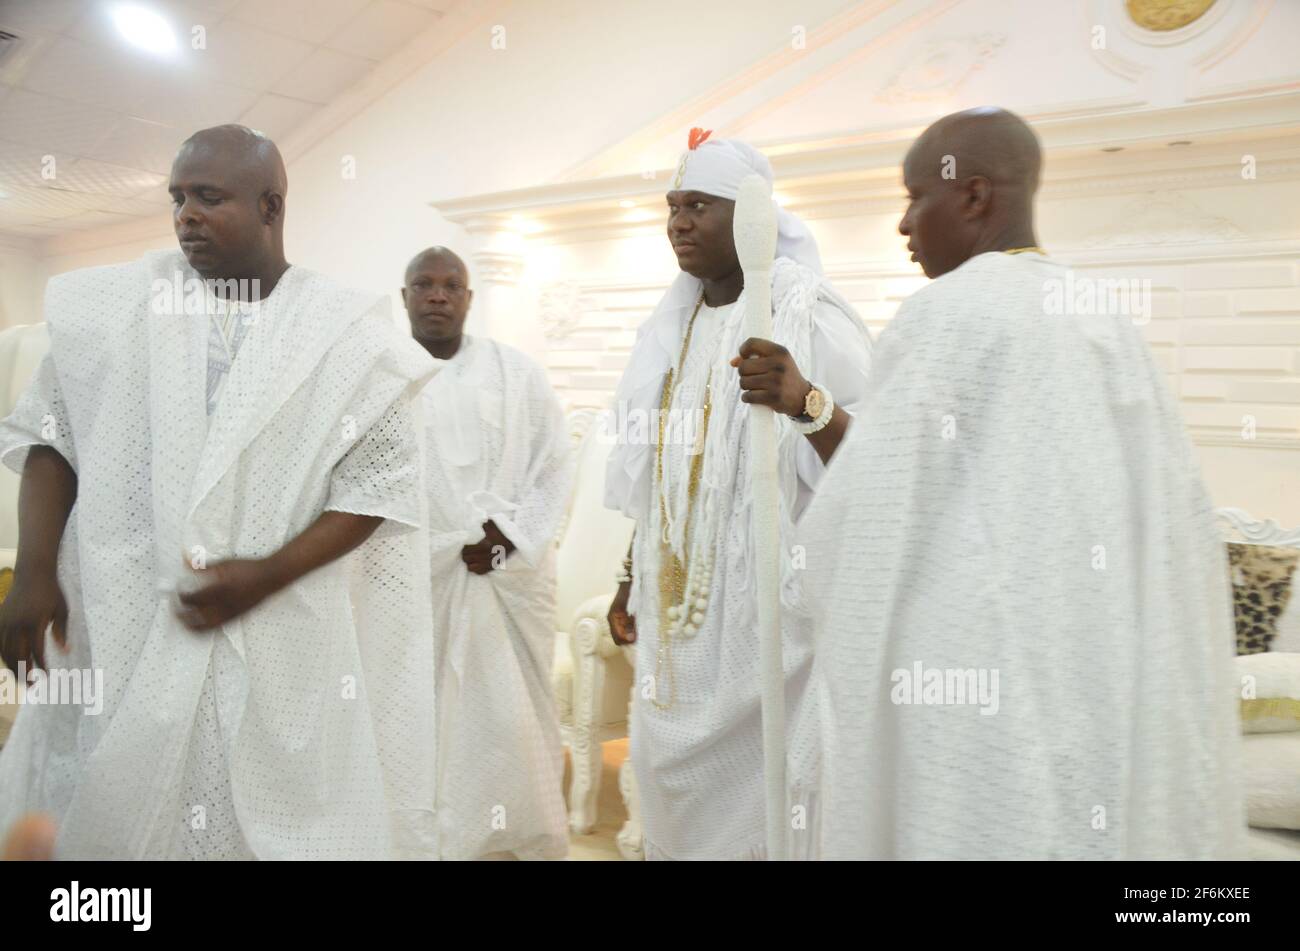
[604,130,873,860]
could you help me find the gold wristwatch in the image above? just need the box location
[791,382,834,434]
[796,383,826,422]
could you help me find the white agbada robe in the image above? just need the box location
[0,249,441,860]
[423,335,573,860]
[605,137,873,859]
[802,251,1247,859]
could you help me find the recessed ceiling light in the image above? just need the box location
[111,3,179,58]
[618,199,635,209]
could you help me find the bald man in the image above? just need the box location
[402,247,572,860]
[803,108,1245,859]
[0,125,440,859]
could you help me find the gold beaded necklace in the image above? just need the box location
[1003,246,1048,255]
[652,292,714,711]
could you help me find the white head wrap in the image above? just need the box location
[672,137,822,272]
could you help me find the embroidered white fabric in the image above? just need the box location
[610,258,873,859]
[0,250,440,860]
[802,252,1247,859]
[422,336,574,860]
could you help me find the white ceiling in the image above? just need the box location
[0,0,456,241]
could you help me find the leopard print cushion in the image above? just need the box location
[1228,543,1299,655]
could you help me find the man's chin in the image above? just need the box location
[180,247,219,277]
[413,327,459,347]
[918,256,953,280]
[673,248,706,275]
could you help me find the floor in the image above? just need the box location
[0,724,633,860]
[562,738,630,861]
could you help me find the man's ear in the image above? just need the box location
[964,176,992,220]
[465,288,474,311]
[261,190,285,225]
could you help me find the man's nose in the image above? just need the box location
[898,214,911,236]
[176,198,201,226]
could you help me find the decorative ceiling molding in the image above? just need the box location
[720,0,962,144]
[1090,0,1297,105]
[1121,0,1228,45]
[1039,151,1300,202]
[471,249,524,286]
[1086,9,1149,85]
[554,0,961,183]
[875,33,1005,104]
[429,99,1300,244]
[1188,0,1270,71]
[1187,1,1300,101]
[1077,190,1246,248]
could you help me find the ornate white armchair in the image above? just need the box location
[1216,508,1300,860]
[552,408,642,859]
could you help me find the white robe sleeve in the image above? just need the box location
[0,352,78,474]
[491,362,574,569]
[326,391,422,539]
[793,297,873,494]
[602,314,666,522]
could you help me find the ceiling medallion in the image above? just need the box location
[1125,0,1218,32]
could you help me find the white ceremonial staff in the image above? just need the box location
[732,173,787,861]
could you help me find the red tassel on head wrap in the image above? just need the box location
[688,127,712,150]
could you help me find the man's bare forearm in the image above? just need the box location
[14,446,77,580]
[261,510,383,595]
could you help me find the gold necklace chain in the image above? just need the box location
[651,292,712,711]
[1004,246,1047,255]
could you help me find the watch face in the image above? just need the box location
[805,387,825,418]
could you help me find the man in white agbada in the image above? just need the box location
[0,126,440,860]
[802,108,1246,859]
[403,247,573,860]
[604,130,873,860]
